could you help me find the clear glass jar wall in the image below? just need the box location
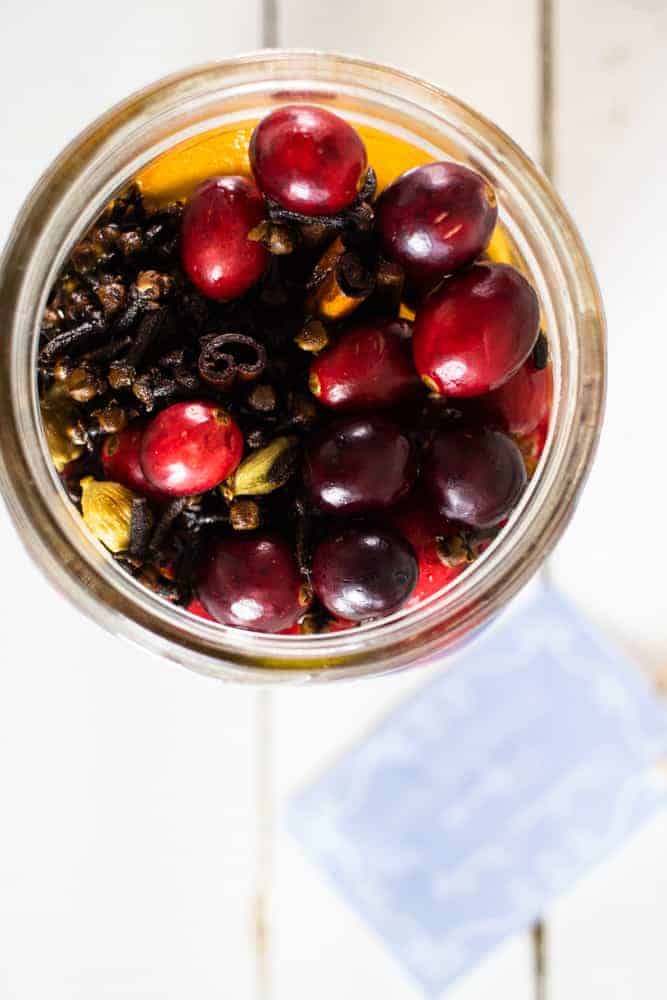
[0,52,605,682]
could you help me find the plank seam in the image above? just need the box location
[535,0,555,993]
[254,691,274,1000]
[540,0,555,180]
[262,0,279,48]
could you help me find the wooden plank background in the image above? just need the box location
[1,0,666,996]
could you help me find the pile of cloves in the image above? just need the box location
[38,172,404,621]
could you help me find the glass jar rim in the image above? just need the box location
[0,51,606,683]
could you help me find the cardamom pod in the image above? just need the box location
[80,476,136,552]
[225,436,299,497]
[40,383,84,472]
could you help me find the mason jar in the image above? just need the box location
[0,51,606,683]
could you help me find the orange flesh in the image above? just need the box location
[136,118,514,265]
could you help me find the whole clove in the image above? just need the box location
[229,498,261,531]
[128,498,155,559]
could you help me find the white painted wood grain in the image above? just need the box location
[549,0,667,674]
[0,0,262,247]
[0,530,260,998]
[547,2,667,995]
[278,0,540,160]
[271,9,540,997]
[549,807,667,1000]
[0,4,263,998]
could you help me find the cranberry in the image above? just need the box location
[309,319,422,411]
[101,421,168,503]
[377,162,497,289]
[514,415,550,477]
[304,414,417,515]
[186,596,216,622]
[181,176,267,301]
[413,263,540,397]
[249,105,367,216]
[389,493,463,607]
[312,525,417,621]
[279,621,303,635]
[325,617,357,633]
[140,400,244,497]
[197,534,305,632]
[483,357,552,436]
[425,427,527,529]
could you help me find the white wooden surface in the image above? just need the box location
[1,0,666,997]
[549,2,667,996]
[0,4,263,999]
[549,0,667,674]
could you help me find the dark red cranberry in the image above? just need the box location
[389,493,463,607]
[140,400,243,497]
[249,105,367,216]
[309,319,422,411]
[304,414,417,515]
[377,162,497,289]
[181,176,267,301]
[425,427,527,529]
[483,358,552,435]
[312,525,417,621]
[197,534,305,632]
[101,421,168,503]
[413,263,540,397]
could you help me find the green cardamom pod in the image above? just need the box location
[40,383,84,472]
[225,436,300,497]
[80,477,136,552]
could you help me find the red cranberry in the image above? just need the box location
[279,621,303,635]
[140,400,243,497]
[309,319,422,411]
[249,105,367,216]
[425,427,527,529]
[186,597,216,622]
[377,162,497,289]
[181,176,267,301]
[413,263,540,397]
[514,414,550,477]
[389,493,463,607]
[483,358,552,435]
[326,617,356,633]
[197,534,305,633]
[534,415,549,461]
[312,525,417,621]
[101,421,168,503]
[304,414,417,515]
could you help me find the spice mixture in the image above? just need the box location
[38,105,551,634]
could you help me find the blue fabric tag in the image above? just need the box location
[288,586,667,996]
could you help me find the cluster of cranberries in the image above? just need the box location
[48,104,552,634]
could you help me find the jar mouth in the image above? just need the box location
[0,51,606,682]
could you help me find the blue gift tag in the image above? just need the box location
[289,586,667,996]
